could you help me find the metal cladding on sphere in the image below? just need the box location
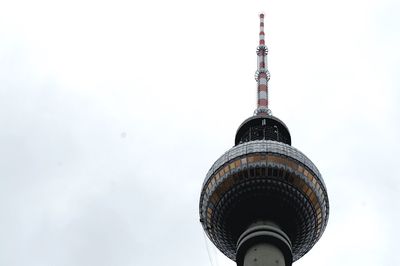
[199,13,329,264]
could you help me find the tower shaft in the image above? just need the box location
[243,243,286,266]
[236,222,292,266]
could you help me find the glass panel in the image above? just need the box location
[219,169,224,179]
[235,160,241,168]
[312,178,317,185]
[224,165,229,173]
[298,165,304,173]
[248,156,255,163]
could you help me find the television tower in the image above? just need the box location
[199,14,329,266]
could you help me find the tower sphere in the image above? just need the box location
[199,14,329,265]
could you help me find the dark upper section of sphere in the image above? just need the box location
[235,115,291,146]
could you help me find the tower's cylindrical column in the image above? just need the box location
[243,243,286,266]
[236,222,292,266]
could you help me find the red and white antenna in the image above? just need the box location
[254,13,271,115]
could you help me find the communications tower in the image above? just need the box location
[199,14,329,266]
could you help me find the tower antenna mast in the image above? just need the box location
[254,13,271,116]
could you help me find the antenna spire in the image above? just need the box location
[254,13,271,116]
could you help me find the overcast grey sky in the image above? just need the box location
[0,0,399,265]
